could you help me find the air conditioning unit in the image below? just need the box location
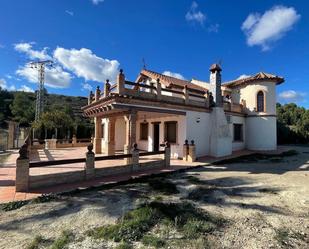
[226,115,232,124]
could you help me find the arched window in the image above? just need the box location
[257,91,264,112]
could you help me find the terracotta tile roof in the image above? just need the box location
[137,69,207,93]
[223,72,284,88]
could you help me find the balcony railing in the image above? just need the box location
[87,70,244,113]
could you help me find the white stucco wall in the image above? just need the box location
[100,117,126,152]
[230,115,246,151]
[246,116,277,150]
[185,111,211,157]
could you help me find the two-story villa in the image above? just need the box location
[82,64,284,159]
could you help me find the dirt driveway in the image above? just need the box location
[0,145,308,249]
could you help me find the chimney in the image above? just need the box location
[209,63,222,107]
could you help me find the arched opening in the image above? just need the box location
[257,91,265,112]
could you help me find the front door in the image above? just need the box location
[153,123,160,151]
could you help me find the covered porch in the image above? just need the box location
[91,104,187,159]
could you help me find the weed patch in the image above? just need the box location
[142,235,165,248]
[148,178,179,195]
[115,241,133,249]
[185,175,203,184]
[26,235,44,249]
[0,194,59,212]
[87,201,225,245]
[275,228,290,247]
[50,230,73,249]
[187,186,218,202]
[0,200,29,212]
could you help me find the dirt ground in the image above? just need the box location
[0,145,308,249]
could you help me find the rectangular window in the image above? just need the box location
[164,121,177,143]
[233,124,243,142]
[140,122,148,140]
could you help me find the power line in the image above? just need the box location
[28,60,53,121]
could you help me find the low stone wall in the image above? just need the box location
[30,170,85,189]
[15,143,171,191]
[29,159,166,190]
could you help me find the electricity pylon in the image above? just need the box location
[29,60,53,121]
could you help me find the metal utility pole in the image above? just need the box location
[29,60,53,121]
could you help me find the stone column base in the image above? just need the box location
[94,138,102,154]
[107,142,115,155]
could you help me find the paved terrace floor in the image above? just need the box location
[0,146,291,203]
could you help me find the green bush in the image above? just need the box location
[142,235,165,248]
[50,230,73,249]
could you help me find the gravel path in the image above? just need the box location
[0,145,308,249]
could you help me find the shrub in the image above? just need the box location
[50,230,73,249]
[26,235,44,249]
[142,235,165,248]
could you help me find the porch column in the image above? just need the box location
[124,111,137,155]
[106,117,116,155]
[94,117,102,154]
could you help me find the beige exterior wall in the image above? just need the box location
[136,115,186,159]
[231,81,276,115]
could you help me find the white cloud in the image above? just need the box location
[16,65,72,89]
[242,6,300,51]
[162,71,186,80]
[14,42,52,60]
[278,90,306,103]
[0,78,7,89]
[208,24,219,33]
[0,78,16,91]
[91,0,104,5]
[185,1,206,25]
[65,10,74,16]
[54,47,120,82]
[81,83,93,91]
[19,85,34,92]
[237,74,251,80]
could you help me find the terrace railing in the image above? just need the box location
[15,143,170,191]
[87,70,245,113]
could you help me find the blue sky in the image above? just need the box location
[0,0,308,107]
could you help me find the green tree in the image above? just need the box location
[0,87,14,126]
[277,103,309,144]
[33,110,73,138]
[10,91,35,126]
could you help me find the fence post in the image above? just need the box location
[15,143,29,192]
[85,144,95,180]
[183,139,189,161]
[104,79,111,97]
[117,69,125,95]
[183,85,189,104]
[95,86,101,101]
[164,141,171,167]
[88,91,94,105]
[156,78,161,100]
[131,143,139,171]
[72,135,77,146]
[188,140,196,162]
